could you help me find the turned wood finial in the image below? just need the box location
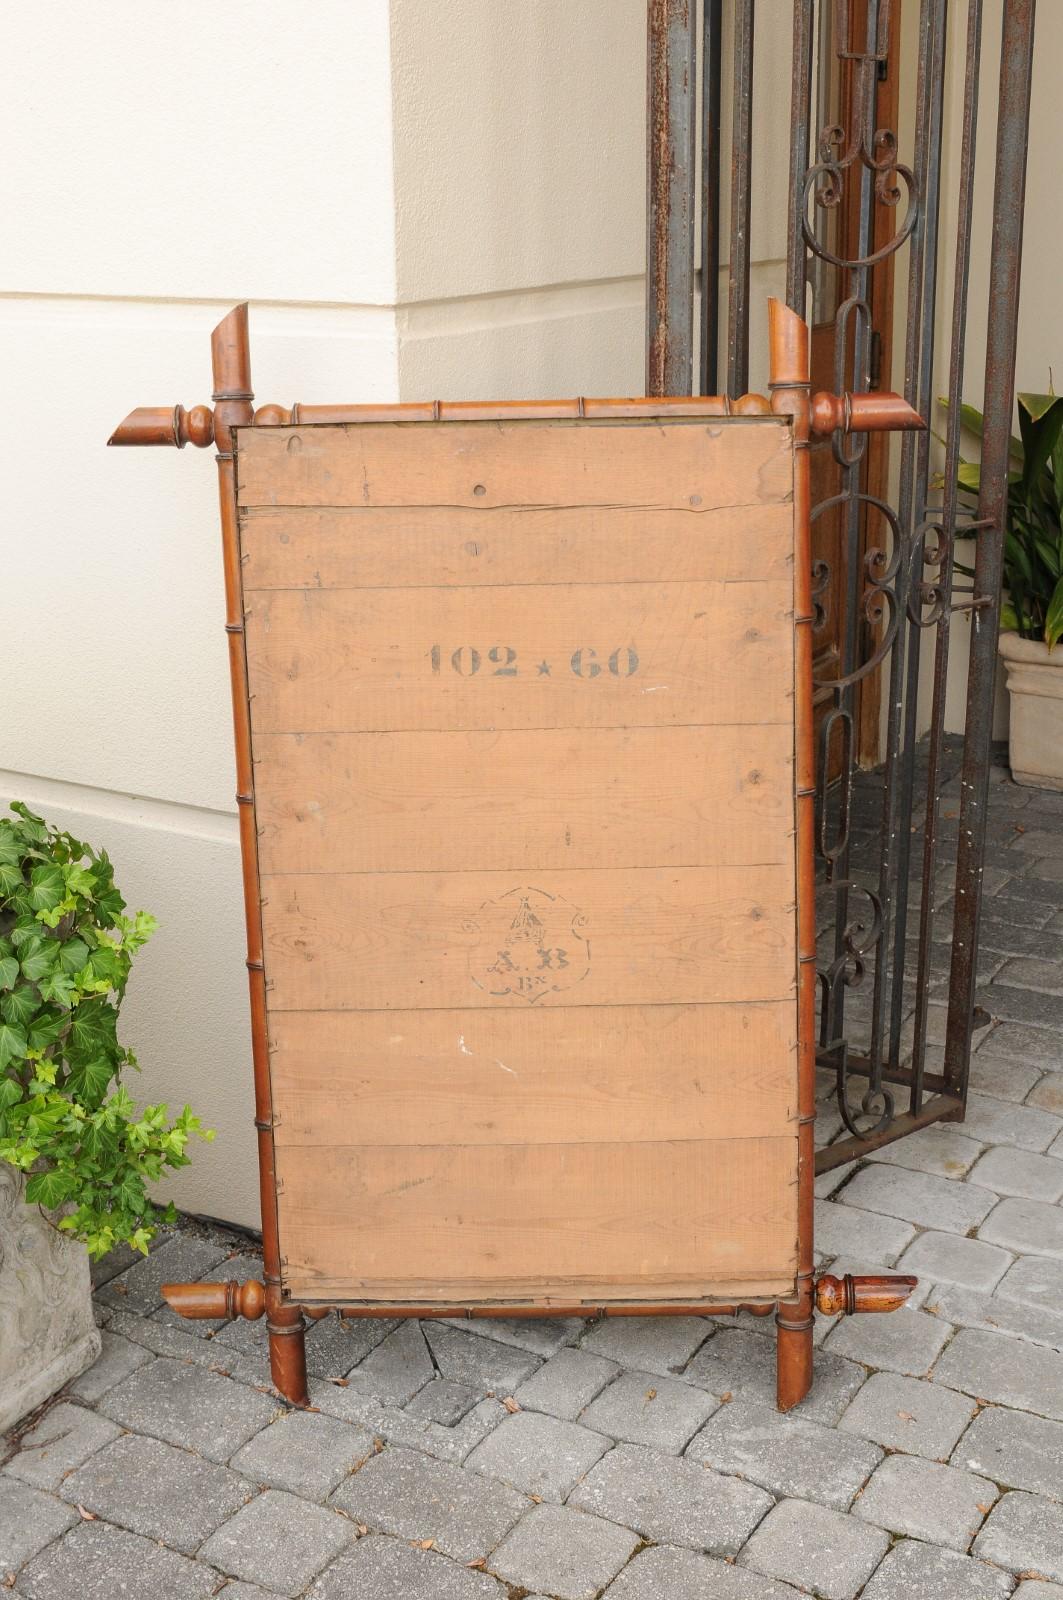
[162,1279,266,1321]
[815,1273,918,1316]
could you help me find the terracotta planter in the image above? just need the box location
[0,1166,100,1431]
[998,631,1063,791]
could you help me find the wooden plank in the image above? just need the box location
[237,415,793,512]
[254,724,795,875]
[240,501,795,591]
[269,1003,797,1149]
[260,866,795,1012]
[244,578,795,734]
[276,1136,798,1302]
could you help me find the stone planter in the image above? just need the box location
[998,631,1063,790]
[0,1165,100,1431]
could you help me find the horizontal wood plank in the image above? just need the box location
[276,1136,798,1302]
[260,866,795,1012]
[240,501,794,591]
[237,416,793,512]
[269,1002,797,1149]
[244,579,794,733]
[254,724,795,875]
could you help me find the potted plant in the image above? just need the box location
[0,802,211,1429]
[948,390,1063,788]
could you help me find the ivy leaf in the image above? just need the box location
[58,938,90,976]
[0,954,19,991]
[25,1168,77,1210]
[1,986,39,1029]
[0,862,24,897]
[67,1000,117,1059]
[27,864,65,913]
[67,1056,113,1108]
[27,1010,65,1052]
[0,828,22,867]
[0,1075,22,1111]
[0,1022,29,1071]
[20,940,60,982]
[37,971,77,1007]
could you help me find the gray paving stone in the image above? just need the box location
[968,1054,1045,1103]
[569,1441,771,1555]
[229,1408,376,1498]
[838,1370,977,1459]
[997,1254,1063,1318]
[956,1405,1063,1499]
[980,1197,1063,1259]
[978,1021,1063,1070]
[854,1453,998,1551]
[686,1396,882,1509]
[684,1326,866,1424]
[309,1533,505,1599]
[1029,1075,1063,1116]
[104,1305,232,1370]
[90,1237,149,1287]
[897,1230,1014,1291]
[840,1164,995,1235]
[98,1356,278,1462]
[465,1408,609,1500]
[925,1282,1063,1355]
[489,1503,639,1600]
[514,1346,619,1421]
[603,1545,804,1600]
[968,1146,1063,1202]
[423,1323,540,1394]
[1010,829,1063,858]
[198,1489,354,1597]
[309,1378,506,1465]
[94,1232,229,1313]
[64,1327,154,1401]
[16,1520,215,1599]
[580,1368,717,1452]
[1014,1586,1063,1600]
[59,1431,253,1553]
[0,1478,77,1578]
[998,957,1063,996]
[825,1305,953,1377]
[2,1402,120,1491]
[578,1315,712,1375]
[345,1320,434,1405]
[859,1539,1015,1600]
[405,1377,481,1425]
[817,1159,859,1197]
[962,1095,1063,1152]
[300,1313,397,1379]
[934,1328,1063,1420]
[1052,1128,1063,1159]
[974,1492,1063,1583]
[867,1124,985,1178]
[988,983,1063,1031]
[456,1316,583,1357]
[738,1497,890,1600]
[330,1444,526,1561]
[814,1198,916,1265]
[217,1585,280,1600]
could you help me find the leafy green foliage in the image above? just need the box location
[0,803,212,1258]
[943,389,1063,647]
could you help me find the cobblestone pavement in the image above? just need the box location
[4,752,1063,1598]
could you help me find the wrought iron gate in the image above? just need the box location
[646,0,1037,1170]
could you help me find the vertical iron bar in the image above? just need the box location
[699,0,724,393]
[910,0,984,1113]
[726,0,756,395]
[945,0,1037,1098]
[786,0,816,314]
[881,0,950,1080]
[646,0,698,396]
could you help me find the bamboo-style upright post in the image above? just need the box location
[211,306,308,1406]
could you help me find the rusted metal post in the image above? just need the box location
[699,0,723,393]
[945,0,1036,1106]
[646,0,697,396]
[726,0,756,396]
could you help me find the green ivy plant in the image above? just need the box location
[942,389,1063,647]
[0,802,212,1258]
